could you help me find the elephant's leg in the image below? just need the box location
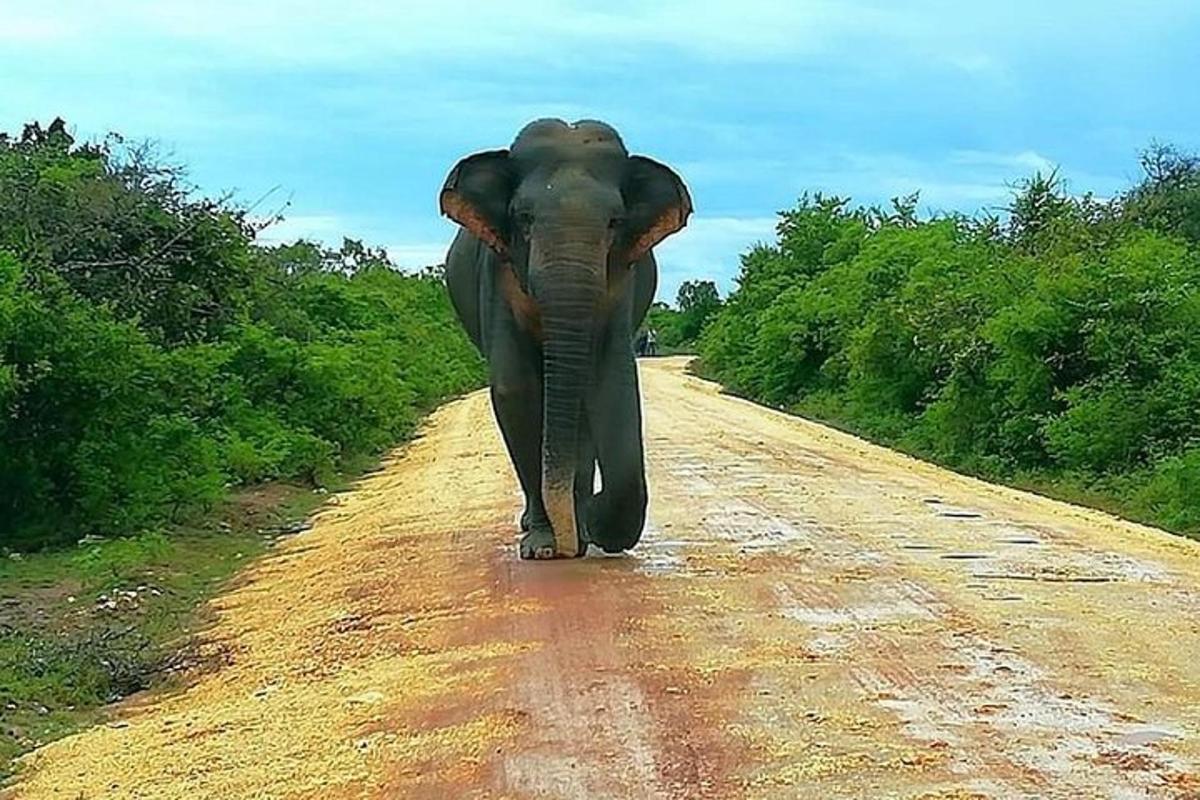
[516,413,593,555]
[584,348,648,553]
[522,413,593,539]
[486,332,556,559]
[493,383,558,560]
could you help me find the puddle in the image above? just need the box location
[1113,728,1179,747]
[700,500,819,551]
[782,600,934,626]
[972,572,1115,584]
[630,551,684,575]
[940,553,992,560]
[938,509,984,519]
[954,543,1171,586]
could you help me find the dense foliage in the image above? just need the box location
[0,120,484,550]
[699,149,1200,536]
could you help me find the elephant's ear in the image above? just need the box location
[439,149,514,255]
[622,156,693,263]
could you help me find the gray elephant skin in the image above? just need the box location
[439,119,693,559]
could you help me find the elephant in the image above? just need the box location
[439,119,693,560]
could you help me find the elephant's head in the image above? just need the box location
[440,119,692,553]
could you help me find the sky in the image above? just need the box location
[3,1,1199,303]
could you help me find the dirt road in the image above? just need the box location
[9,358,1200,799]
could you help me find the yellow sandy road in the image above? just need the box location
[8,358,1200,799]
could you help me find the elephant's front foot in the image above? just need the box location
[586,493,645,554]
[518,526,559,560]
[518,523,588,560]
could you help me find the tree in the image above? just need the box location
[675,279,721,342]
[1124,142,1200,245]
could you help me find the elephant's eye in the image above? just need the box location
[608,215,625,230]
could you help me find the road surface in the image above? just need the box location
[9,358,1200,799]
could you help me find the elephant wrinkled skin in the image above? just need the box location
[440,119,692,559]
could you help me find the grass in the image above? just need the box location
[0,474,354,783]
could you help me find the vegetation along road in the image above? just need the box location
[7,357,1200,799]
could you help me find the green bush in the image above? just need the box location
[1128,449,1200,531]
[0,121,484,551]
[699,163,1200,538]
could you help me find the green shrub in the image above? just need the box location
[1128,449,1200,531]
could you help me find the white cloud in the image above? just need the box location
[0,0,1053,75]
[0,1,874,64]
[256,212,450,270]
[7,0,1197,96]
[775,147,1109,214]
[383,242,449,270]
[0,15,73,43]
[949,149,1055,173]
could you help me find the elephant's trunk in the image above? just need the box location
[532,251,604,557]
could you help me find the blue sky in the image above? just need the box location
[3,1,1199,303]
